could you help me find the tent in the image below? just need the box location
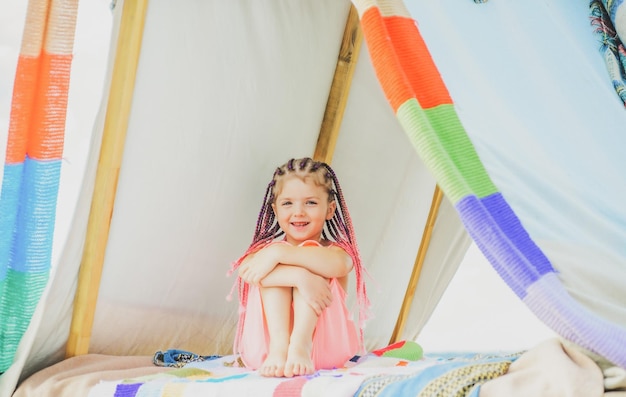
[0,0,624,395]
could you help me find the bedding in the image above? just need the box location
[14,339,614,397]
[87,341,519,397]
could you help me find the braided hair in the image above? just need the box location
[228,157,370,350]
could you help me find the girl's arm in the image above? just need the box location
[273,244,353,279]
[238,243,352,284]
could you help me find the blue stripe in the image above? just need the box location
[10,157,61,273]
[0,163,24,281]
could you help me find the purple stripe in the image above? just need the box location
[456,193,555,298]
[524,274,626,368]
[479,193,554,276]
[113,383,142,397]
[457,192,626,367]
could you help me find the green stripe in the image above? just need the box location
[0,270,49,372]
[397,99,497,202]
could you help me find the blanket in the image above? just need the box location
[15,339,614,396]
[87,341,519,397]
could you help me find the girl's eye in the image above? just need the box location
[281,201,292,206]
[306,200,318,205]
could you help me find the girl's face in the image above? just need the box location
[272,177,336,245]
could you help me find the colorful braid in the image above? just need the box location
[320,163,371,332]
[228,157,371,353]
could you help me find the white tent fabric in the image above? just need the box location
[1,0,471,393]
[1,0,625,395]
[408,0,626,328]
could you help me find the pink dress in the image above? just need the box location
[234,240,360,371]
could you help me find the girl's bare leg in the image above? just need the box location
[259,286,292,377]
[284,287,318,377]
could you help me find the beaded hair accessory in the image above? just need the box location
[227,157,371,351]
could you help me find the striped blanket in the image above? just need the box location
[87,342,520,397]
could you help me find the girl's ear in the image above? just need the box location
[326,200,337,220]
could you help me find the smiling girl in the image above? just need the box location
[229,157,369,377]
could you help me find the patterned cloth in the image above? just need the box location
[590,0,626,106]
[354,352,521,397]
[153,349,221,368]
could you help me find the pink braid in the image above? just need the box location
[323,164,372,350]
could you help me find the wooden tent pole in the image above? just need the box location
[66,0,149,358]
[313,5,362,163]
[315,3,440,347]
[389,185,443,344]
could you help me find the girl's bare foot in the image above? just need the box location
[259,345,288,377]
[284,343,314,377]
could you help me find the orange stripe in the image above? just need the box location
[27,51,72,161]
[6,56,40,164]
[361,7,414,112]
[383,16,452,108]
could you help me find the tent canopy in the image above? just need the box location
[0,0,625,394]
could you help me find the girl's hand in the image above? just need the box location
[238,245,280,285]
[297,272,332,316]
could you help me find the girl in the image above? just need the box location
[229,157,369,377]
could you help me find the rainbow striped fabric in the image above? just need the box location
[352,0,626,368]
[0,0,78,372]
